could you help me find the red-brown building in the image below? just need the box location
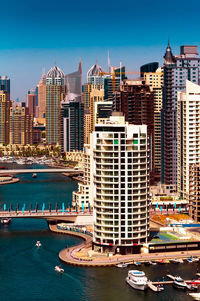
[113,79,155,183]
[27,94,37,117]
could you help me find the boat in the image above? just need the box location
[173,276,188,290]
[117,262,128,268]
[188,293,200,300]
[157,259,165,264]
[1,218,12,225]
[164,259,170,264]
[126,270,148,291]
[193,256,199,262]
[170,259,180,264]
[151,261,157,265]
[32,173,37,178]
[157,284,164,292]
[55,266,64,273]
[144,261,152,266]
[187,257,193,263]
[187,284,198,291]
[35,241,42,247]
[133,261,142,266]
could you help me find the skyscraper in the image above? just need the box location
[27,93,37,117]
[0,76,10,93]
[162,43,200,185]
[10,102,33,145]
[83,82,104,144]
[0,90,11,144]
[177,80,200,201]
[113,79,154,182]
[38,72,46,120]
[60,93,84,153]
[65,59,82,95]
[46,65,65,145]
[140,62,159,75]
[143,67,163,182]
[92,113,150,254]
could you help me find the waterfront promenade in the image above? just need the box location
[50,224,200,267]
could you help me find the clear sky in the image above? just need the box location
[1,0,200,101]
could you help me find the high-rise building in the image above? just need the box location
[10,102,33,145]
[27,93,37,117]
[143,67,163,182]
[0,90,11,144]
[65,59,82,95]
[73,145,92,208]
[177,80,200,201]
[92,113,150,254]
[113,79,154,182]
[46,65,65,145]
[0,76,10,93]
[162,43,200,185]
[60,93,84,153]
[94,101,113,124]
[38,72,46,120]
[140,62,159,75]
[189,164,200,222]
[83,62,125,144]
[87,62,125,101]
[83,83,104,144]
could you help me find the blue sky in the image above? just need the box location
[1,0,200,100]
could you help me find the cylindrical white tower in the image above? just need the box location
[92,113,150,254]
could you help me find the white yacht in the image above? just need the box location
[126,270,148,291]
[173,276,188,290]
[55,266,64,273]
[116,262,128,268]
[35,241,42,247]
[188,293,200,300]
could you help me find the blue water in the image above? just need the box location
[0,164,199,301]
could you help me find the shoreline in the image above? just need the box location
[49,224,200,267]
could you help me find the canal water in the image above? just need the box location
[0,164,198,301]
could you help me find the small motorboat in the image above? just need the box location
[117,262,128,268]
[35,241,42,247]
[171,259,180,264]
[158,259,165,264]
[164,259,170,264]
[144,261,152,266]
[151,261,157,265]
[55,266,64,273]
[1,218,12,225]
[133,261,141,266]
[186,257,193,263]
[188,293,200,300]
[32,173,37,178]
[187,284,198,291]
[157,284,164,292]
[193,256,199,262]
[173,276,188,290]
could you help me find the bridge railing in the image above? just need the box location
[0,202,93,215]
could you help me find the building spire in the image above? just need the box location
[164,40,176,65]
[78,57,82,74]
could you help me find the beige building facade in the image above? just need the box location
[83,83,104,144]
[0,90,11,144]
[10,104,33,145]
[144,67,163,180]
[177,80,200,201]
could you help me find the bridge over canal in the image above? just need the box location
[0,168,83,175]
